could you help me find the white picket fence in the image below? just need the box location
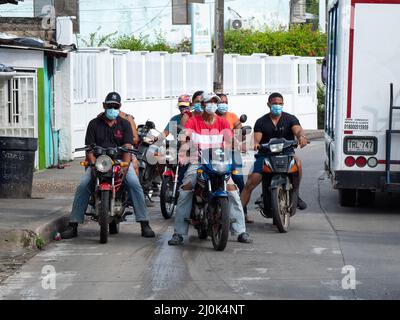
[63,48,318,159]
[71,48,317,102]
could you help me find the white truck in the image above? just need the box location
[324,0,400,206]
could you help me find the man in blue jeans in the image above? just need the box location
[61,92,155,239]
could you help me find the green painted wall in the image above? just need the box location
[37,68,46,170]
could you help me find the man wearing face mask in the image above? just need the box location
[215,94,251,222]
[240,93,308,221]
[168,92,252,246]
[163,94,192,138]
[61,92,155,239]
[180,91,204,128]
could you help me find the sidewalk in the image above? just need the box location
[0,159,84,282]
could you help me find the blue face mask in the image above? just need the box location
[205,103,218,114]
[193,103,202,113]
[217,103,229,114]
[105,108,120,120]
[271,104,283,117]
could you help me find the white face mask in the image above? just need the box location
[205,103,218,114]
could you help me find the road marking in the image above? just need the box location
[312,247,327,255]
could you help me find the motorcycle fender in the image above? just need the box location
[99,183,112,191]
[163,170,175,178]
[270,175,288,190]
[210,191,229,199]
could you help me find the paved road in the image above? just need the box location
[1,139,400,300]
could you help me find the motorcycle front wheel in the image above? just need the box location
[99,191,110,243]
[271,186,290,233]
[210,198,230,251]
[160,176,176,219]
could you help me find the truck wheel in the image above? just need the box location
[339,189,356,207]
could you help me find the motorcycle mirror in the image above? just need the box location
[240,115,248,124]
[241,126,252,135]
[146,121,156,129]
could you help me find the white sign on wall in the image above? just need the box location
[190,3,212,54]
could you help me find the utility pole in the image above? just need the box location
[214,0,224,94]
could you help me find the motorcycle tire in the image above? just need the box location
[211,198,230,251]
[160,176,175,220]
[99,191,110,244]
[271,186,290,233]
[109,220,120,235]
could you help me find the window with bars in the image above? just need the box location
[0,75,36,138]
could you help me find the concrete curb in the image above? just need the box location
[34,211,70,245]
[0,210,70,251]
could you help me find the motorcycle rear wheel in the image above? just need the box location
[271,186,290,233]
[210,198,230,251]
[99,191,110,243]
[160,176,176,219]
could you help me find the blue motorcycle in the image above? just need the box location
[187,148,237,251]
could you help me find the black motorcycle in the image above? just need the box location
[159,138,182,219]
[137,121,162,202]
[256,138,307,233]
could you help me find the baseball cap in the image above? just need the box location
[201,92,221,103]
[177,94,191,107]
[105,92,121,105]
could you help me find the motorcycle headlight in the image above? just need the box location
[95,155,113,173]
[143,135,155,144]
[270,143,284,153]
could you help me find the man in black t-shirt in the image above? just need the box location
[61,92,155,239]
[240,93,308,222]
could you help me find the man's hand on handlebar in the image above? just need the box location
[298,135,308,148]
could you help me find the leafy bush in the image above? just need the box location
[225,24,327,57]
[90,23,326,57]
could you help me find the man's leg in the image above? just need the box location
[240,172,263,223]
[168,165,198,245]
[61,168,93,239]
[227,183,252,243]
[125,164,155,237]
[294,156,307,210]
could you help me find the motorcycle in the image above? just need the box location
[256,138,308,233]
[137,120,163,202]
[76,144,137,244]
[186,148,239,252]
[159,138,182,219]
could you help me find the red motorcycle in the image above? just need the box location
[77,144,137,244]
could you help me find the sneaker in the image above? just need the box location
[297,197,308,211]
[60,222,78,239]
[140,221,155,238]
[238,232,253,244]
[168,233,184,246]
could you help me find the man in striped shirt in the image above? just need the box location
[168,93,252,246]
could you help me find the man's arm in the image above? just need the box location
[128,116,139,146]
[292,125,308,148]
[85,120,97,164]
[254,132,263,151]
